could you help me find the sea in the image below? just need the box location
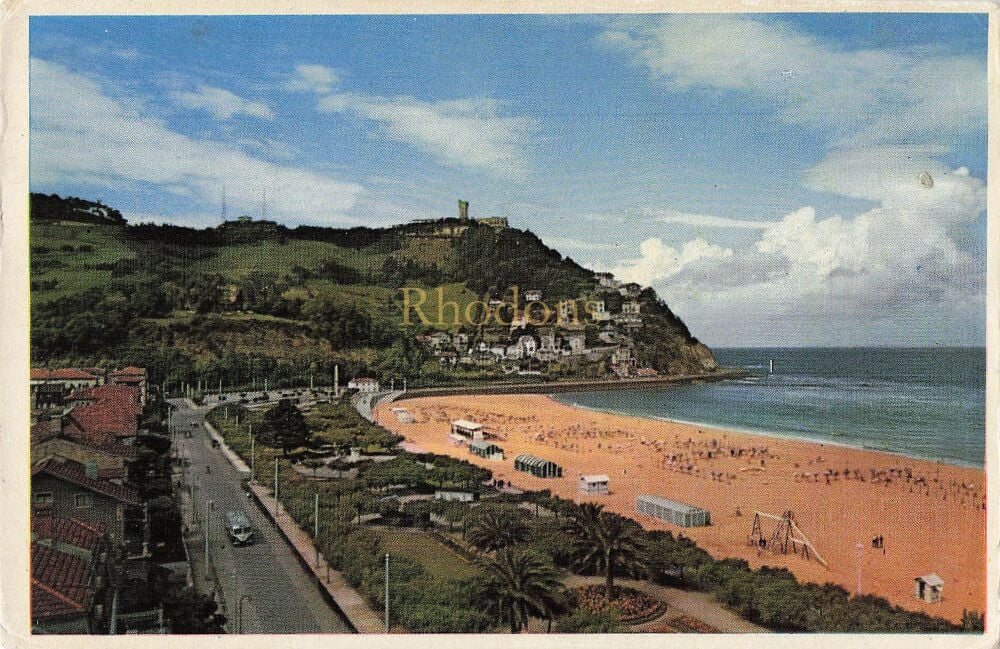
[553,347,987,469]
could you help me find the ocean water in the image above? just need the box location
[553,347,986,468]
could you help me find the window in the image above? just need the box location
[34,492,54,505]
[74,493,93,508]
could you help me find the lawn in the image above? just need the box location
[377,529,479,581]
[192,240,386,279]
[29,222,136,303]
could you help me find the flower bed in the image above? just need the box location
[574,585,665,624]
[666,614,719,633]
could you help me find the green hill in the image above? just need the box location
[29,193,718,390]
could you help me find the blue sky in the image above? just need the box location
[29,14,988,347]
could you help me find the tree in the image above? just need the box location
[163,587,227,633]
[476,548,568,633]
[260,398,311,454]
[563,503,648,595]
[466,505,531,552]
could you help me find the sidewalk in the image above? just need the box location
[248,482,383,633]
[195,410,381,632]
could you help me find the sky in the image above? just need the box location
[29,14,988,347]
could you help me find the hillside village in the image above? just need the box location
[415,275,656,378]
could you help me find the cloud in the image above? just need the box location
[609,237,733,286]
[649,208,770,229]
[315,92,535,177]
[169,84,275,120]
[286,64,341,94]
[599,15,986,146]
[30,58,364,226]
[619,148,985,329]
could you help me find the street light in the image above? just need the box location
[238,595,253,633]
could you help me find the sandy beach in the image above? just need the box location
[375,394,986,623]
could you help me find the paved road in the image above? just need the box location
[169,399,351,634]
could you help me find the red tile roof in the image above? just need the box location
[31,368,99,381]
[32,459,141,505]
[66,385,141,438]
[31,543,93,621]
[32,516,105,553]
[111,366,146,377]
[30,419,62,445]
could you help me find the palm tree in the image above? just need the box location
[467,505,531,552]
[564,503,648,595]
[476,548,569,633]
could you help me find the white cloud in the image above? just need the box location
[316,92,535,177]
[169,84,275,120]
[31,58,365,226]
[649,208,770,229]
[599,15,986,146]
[609,237,733,286]
[621,148,985,340]
[286,64,341,94]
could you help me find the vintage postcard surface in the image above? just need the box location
[0,1,997,648]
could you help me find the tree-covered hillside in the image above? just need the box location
[29,193,717,390]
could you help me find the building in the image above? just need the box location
[31,541,100,633]
[348,377,380,393]
[564,333,586,355]
[619,283,642,298]
[468,440,504,461]
[63,385,142,443]
[31,515,113,634]
[30,369,101,409]
[622,300,641,316]
[434,490,476,503]
[514,454,563,478]
[579,474,610,495]
[451,419,484,441]
[636,495,710,527]
[557,300,579,324]
[108,366,148,407]
[32,419,139,482]
[31,459,143,544]
[515,334,537,357]
[914,573,944,603]
[588,300,611,322]
[524,289,543,302]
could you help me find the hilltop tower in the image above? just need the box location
[458,199,469,222]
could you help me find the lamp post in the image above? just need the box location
[238,595,253,633]
[384,553,390,633]
[855,542,864,596]
[249,425,255,484]
[314,493,320,567]
[273,459,279,517]
[204,499,214,579]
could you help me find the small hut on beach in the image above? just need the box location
[637,494,710,527]
[514,454,563,478]
[579,474,610,495]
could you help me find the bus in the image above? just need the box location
[225,510,254,546]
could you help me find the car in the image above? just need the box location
[225,510,254,546]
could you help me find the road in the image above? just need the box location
[168,398,351,634]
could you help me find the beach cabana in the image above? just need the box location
[579,474,610,495]
[914,573,943,603]
[636,494,710,527]
[451,419,484,441]
[468,439,504,461]
[514,454,563,478]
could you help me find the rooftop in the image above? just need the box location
[32,459,141,505]
[637,494,707,514]
[31,543,93,621]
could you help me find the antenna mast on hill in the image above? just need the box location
[221,184,227,223]
[261,186,268,220]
